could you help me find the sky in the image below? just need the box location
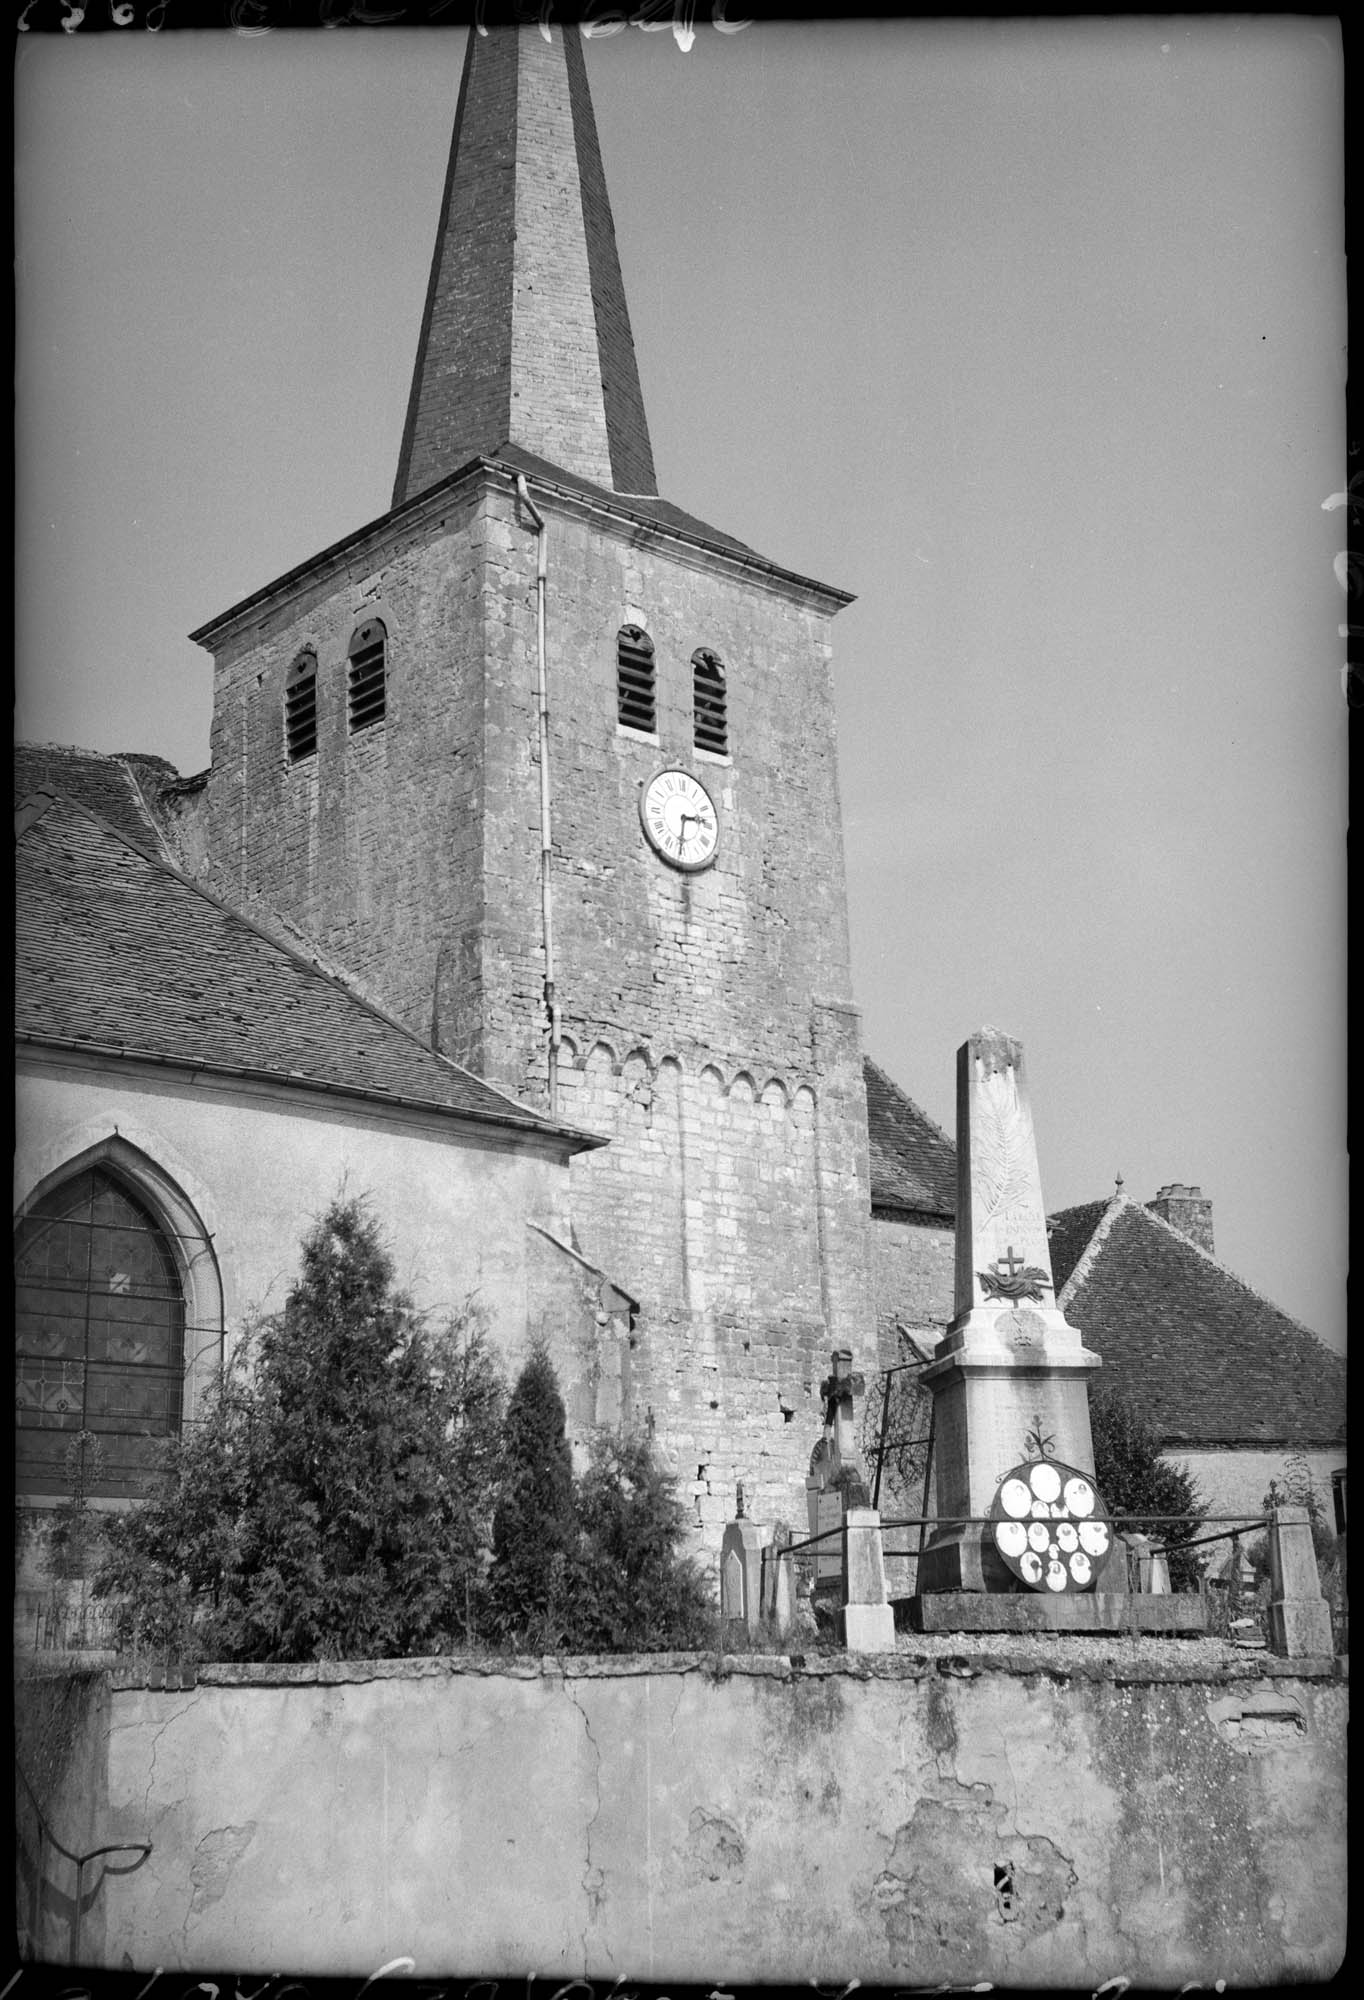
[15,16,1347,1353]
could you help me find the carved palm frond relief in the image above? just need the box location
[971,1069,1034,1225]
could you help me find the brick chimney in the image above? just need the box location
[1147,1184,1214,1256]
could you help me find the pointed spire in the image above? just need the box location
[393,25,657,508]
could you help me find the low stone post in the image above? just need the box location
[1267,1504,1333,1658]
[840,1507,895,1653]
[761,1543,795,1636]
[1126,1533,1170,1595]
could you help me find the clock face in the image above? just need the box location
[640,769,719,871]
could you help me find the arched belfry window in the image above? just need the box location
[285,650,318,763]
[692,648,728,756]
[616,625,656,734]
[15,1169,186,1501]
[348,619,388,734]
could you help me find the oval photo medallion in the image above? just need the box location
[990,1457,1113,1594]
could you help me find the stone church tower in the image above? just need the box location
[191,26,873,1534]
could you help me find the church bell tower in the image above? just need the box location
[194,25,873,1533]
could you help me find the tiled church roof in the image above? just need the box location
[14,742,172,858]
[1050,1197,1345,1449]
[864,1058,957,1218]
[15,786,598,1149]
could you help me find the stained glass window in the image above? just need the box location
[15,1169,185,1501]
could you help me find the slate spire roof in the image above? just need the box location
[15,775,600,1150]
[393,24,656,508]
[1048,1194,1345,1450]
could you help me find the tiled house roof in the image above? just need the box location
[864,1058,957,1219]
[1046,1199,1112,1289]
[15,787,598,1149]
[1050,1197,1345,1449]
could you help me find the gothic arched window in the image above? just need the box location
[616,625,656,734]
[285,650,318,764]
[15,1169,186,1501]
[348,619,388,734]
[692,648,728,756]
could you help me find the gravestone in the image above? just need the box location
[917,1028,1103,1595]
[720,1493,772,1635]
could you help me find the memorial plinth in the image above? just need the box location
[917,1028,1103,1595]
[907,1592,1207,1635]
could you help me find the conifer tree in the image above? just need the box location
[1088,1385,1207,1591]
[486,1342,579,1648]
[571,1429,716,1652]
[96,1197,502,1662]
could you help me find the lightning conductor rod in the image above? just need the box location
[516,474,560,1114]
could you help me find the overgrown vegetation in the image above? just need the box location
[94,1198,716,1663]
[1248,1452,1345,1619]
[1088,1385,1208,1591]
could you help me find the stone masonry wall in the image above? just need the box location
[871,1209,955,1369]
[98,1653,1347,1986]
[201,484,490,1051]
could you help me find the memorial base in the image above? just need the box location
[902,1592,1207,1635]
[841,1602,896,1653]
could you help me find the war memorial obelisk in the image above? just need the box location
[916,1027,1102,1595]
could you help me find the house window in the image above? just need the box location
[348,620,387,734]
[692,648,728,755]
[15,1169,185,1502]
[285,651,318,763]
[616,625,656,734]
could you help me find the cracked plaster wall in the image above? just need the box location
[96,1654,1345,1986]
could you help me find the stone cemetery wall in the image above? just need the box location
[93,1652,1345,1987]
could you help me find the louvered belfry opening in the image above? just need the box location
[692,648,728,755]
[285,651,318,763]
[616,625,656,733]
[15,1168,186,1501]
[348,620,388,733]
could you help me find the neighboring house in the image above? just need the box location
[14,761,630,1612]
[1048,1185,1346,1519]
